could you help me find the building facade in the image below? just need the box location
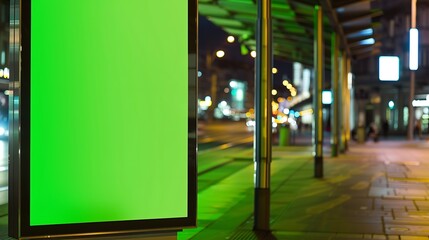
[353,0,429,135]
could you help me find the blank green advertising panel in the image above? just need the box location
[14,0,196,236]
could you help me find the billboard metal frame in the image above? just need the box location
[9,0,197,238]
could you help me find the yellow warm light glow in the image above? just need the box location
[300,109,314,116]
[272,68,278,74]
[199,100,212,108]
[282,80,289,86]
[216,50,225,58]
[227,36,235,43]
[0,67,10,79]
[287,84,292,89]
[251,51,257,58]
[272,101,279,111]
[272,89,278,95]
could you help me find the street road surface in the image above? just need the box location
[198,120,253,151]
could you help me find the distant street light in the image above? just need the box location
[227,36,235,43]
[216,50,225,58]
[251,51,257,58]
[271,89,277,95]
[272,67,278,74]
[388,101,395,109]
[282,80,289,86]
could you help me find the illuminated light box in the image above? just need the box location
[379,56,399,81]
[0,67,9,79]
[413,96,429,107]
[409,28,419,70]
[322,90,332,105]
[10,0,197,238]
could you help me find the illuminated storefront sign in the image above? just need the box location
[0,67,9,79]
[413,96,429,107]
[379,56,399,81]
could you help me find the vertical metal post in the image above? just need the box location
[9,0,20,237]
[331,33,339,157]
[408,71,415,140]
[313,5,323,178]
[339,52,346,153]
[407,0,417,140]
[344,58,351,151]
[254,0,272,231]
[412,0,417,28]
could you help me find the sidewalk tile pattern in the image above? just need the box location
[183,140,429,239]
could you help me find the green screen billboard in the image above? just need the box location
[10,0,197,238]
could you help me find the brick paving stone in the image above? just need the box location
[399,236,429,240]
[371,234,387,239]
[333,233,364,239]
[384,216,429,236]
[405,196,427,201]
[414,201,429,211]
[387,236,400,240]
[406,168,429,179]
[386,164,408,172]
[321,209,390,222]
[393,210,429,219]
[395,189,428,197]
[369,186,396,197]
[371,179,389,188]
[374,199,417,211]
[383,196,407,200]
[315,221,384,234]
[387,173,409,179]
[387,182,429,190]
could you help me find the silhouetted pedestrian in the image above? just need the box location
[382,120,389,139]
[367,122,378,142]
[415,119,422,140]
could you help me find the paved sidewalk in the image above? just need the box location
[181,139,429,240]
[2,139,429,239]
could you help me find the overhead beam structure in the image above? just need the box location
[319,0,352,57]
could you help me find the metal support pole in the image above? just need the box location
[254,0,272,231]
[313,5,324,178]
[339,52,346,153]
[344,58,351,151]
[331,33,339,157]
[407,0,417,140]
[408,71,415,140]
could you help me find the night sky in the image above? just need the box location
[199,15,294,94]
